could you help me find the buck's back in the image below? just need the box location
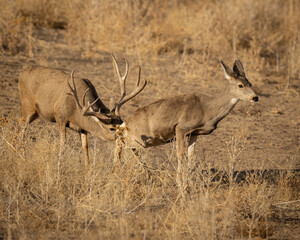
[19,67,67,100]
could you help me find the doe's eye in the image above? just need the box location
[238,84,244,88]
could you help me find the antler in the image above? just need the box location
[111,53,147,116]
[67,67,111,123]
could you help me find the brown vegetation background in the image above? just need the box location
[0,0,299,239]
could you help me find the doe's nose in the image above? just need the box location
[252,96,259,102]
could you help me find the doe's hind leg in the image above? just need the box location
[114,137,123,164]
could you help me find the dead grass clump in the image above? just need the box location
[61,0,300,77]
[16,0,68,29]
[0,1,32,55]
[0,0,67,55]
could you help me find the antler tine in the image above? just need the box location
[81,86,101,115]
[115,65,147,116]
[81,96,111,123]
[112,53,129,99]
[135,65,141,87]
[81,97,100,116]
[67,67,100,116]
[77,87,109,121]
[68,66,83,110]
[82,88,89,106]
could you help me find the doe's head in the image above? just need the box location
[220,60,258,102]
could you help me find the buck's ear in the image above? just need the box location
[109,97,116,112]
[233,59,245,77]
[220,60,234,80]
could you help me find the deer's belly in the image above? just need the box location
[126,133,173,148]
[35,105,56,122]
[191,124,216,135]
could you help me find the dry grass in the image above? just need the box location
[2,1,300,69]
[0,115,299,239]
[0,0,300,239]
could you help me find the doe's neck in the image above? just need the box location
[205,86,239,125]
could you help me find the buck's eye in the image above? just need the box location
[238,84,244,88]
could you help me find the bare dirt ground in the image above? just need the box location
[1,27,299,239]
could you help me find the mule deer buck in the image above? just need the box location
[18,54,147,165]
[115,60,258,187]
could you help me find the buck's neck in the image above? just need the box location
[205,85,239,126]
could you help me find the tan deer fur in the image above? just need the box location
[18,54,146,165]
[115,60,258,182]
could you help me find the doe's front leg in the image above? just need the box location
[175,127,188,199]
[114,137,123,164]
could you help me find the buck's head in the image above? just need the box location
[91,112,123,133]
[220,60,258,103]
[67,67,123,133]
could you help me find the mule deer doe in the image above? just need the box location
[18,54,147,165]
[115,60,258,186]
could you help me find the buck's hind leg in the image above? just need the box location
[55,119,67,184]
[19,99,38,152]
[58,123,66,157]
[19,95,38,124]
[19,111,37,141]
[19,110,38,126]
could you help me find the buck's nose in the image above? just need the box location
[252,96,259,102]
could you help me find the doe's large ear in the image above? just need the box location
[220,60,234,80]
[109,97,116,112]
[233,60,245,77]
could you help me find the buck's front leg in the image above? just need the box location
[56,121,66,184]
[175,127,188,198]
[80,133,89,165]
